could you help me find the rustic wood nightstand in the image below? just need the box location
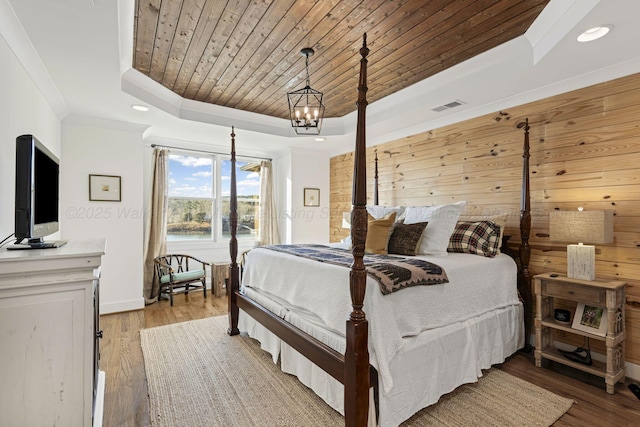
[533,272,626,394]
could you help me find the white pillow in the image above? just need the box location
[366,205,406,220]
[403,201,467,255]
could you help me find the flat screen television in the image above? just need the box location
[11,134,66,249]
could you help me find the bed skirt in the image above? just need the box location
[238,301,524,427]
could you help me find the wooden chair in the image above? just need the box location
[154,254,209,306]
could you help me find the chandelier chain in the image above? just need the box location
[305,53,311,88]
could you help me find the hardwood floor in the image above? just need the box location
[100,294,640,426]
[101,293,226,427]
[500,356,640,426]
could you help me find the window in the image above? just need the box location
[166,153,260,242]
[220,159,261,239]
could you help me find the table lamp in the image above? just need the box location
[549,208,613,280]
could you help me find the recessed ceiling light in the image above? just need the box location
[314,137,325,142]
[577,25,612,42]
[131,104,149,111]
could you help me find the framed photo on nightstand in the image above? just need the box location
[572,302,608,337]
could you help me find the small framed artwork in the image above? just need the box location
[89,174,121,202]
[304,188,320,207]
[572,302,608,337]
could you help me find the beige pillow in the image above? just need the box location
[365,212,396,254]
[458,213,508,252]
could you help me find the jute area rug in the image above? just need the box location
[140,316,573,427]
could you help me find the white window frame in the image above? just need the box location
[165,150,259,251]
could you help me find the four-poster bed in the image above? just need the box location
[227,34,532,427]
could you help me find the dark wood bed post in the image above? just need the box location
[227,126,240,336]
[373,150,379,205]
[519,118,532,350]
[345,33,370,427]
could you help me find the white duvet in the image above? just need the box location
[240,245,520,392]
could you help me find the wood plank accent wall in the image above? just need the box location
[330,72,640,366]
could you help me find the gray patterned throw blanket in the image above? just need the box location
[263,244,448,295]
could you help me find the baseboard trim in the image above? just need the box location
[626,361,640,382]
[101,298,144,314]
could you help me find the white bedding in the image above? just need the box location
[240,245,521,392]
[239,303,523,427]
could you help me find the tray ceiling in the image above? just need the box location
[133,0,549,120]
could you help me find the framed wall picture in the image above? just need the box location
[89,174,121,202]
[572,302,608,337]
[304,188,320,207]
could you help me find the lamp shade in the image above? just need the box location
[549,210,613,244]
[549,209,613,281]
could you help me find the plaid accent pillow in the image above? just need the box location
[458,213,508,253]
[388,221,428,256]
[447,220,501,257]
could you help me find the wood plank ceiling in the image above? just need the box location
[133,0,549,120]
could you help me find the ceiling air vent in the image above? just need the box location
[432,99,466,112]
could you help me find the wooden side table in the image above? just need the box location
[211,262,229,297]
[534,272,626,394]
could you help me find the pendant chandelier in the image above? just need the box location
[287,47,325,135]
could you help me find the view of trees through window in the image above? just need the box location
[166,154,260,241]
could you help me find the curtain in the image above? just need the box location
[143,148,169,304]
[257,160,280,246]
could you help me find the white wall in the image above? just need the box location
[271,146,331,245]
[0,23,147,315]
[0,33,61,241]
[286,147,331,244]
[61,118,147,313]
[0,11,147,315]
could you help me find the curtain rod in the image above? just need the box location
[150,143,271,162]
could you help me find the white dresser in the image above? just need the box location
[0,238,106,427]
